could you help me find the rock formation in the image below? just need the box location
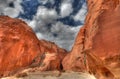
[0,16,67,77]
[31,40,67,71]
[62,0,120,79]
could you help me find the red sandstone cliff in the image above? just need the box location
[63,0,120,79]
[0,16,66,77]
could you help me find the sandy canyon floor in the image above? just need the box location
[1,70,96,79]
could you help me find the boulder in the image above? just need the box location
[62,0,120,79]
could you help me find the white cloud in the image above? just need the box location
[0,0,23,18]
[36,6,58,24]
[60,3,73,17]
[73,3,87,23]
[29,14,81,50]
[4,7,19,17]
[25,1,85,51]
[14,0,23,13]
[50,22,81,50]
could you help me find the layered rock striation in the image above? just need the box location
[63,0,120,79]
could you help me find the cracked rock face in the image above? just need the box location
[0,16,67,78]
[62,0,120,79]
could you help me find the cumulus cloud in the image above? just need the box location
[31,21,81,50]
[50,22,81,50]
[27,12,81,50]
[0,0,23,17]
[60,3,73,17]
[26,6,58,39]
[36,6,58,24]
[73,2,87,23]
[4,7,19,17]
[28,6,58,34]
[23,0,86,51]
[25,4,83,50]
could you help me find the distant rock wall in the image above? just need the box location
[62,0,120,79]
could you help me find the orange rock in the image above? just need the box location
[39,40,67,71]
[0,16,67,77]
[63,0,120,79]
[31,40,67,71]
[0,16,40,77]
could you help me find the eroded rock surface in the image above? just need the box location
[63,0,120,79]
[31,40,67,71]
[0,16,40,77]
[0,16,67,77]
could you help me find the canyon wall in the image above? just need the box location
[63,0,120,79]
[0,16,66,77]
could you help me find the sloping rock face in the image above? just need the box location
[0,16,40,77]
[0,16,66,77]
[31,40,67,71]
[63,0,120,79]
